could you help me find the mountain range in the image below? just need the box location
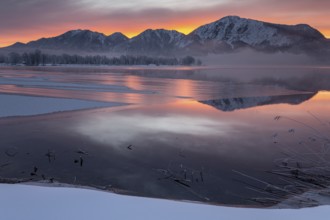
[2,16,330,56]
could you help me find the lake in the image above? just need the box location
[0,65,330,208]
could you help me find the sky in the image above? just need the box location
[0,0,329,47]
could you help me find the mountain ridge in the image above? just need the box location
[2,16,329,55]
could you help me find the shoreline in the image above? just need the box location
[1,183,330,220]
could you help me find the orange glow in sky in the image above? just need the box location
[1,18,329,48]
[0,0,329,47]
[1,21,328,48]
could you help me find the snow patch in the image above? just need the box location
[0,183,329,220]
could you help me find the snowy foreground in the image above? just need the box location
[0,184,329,220]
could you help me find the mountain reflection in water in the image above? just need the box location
[0,66,330,208]
[199,93,317,112]
[0,87,330,206]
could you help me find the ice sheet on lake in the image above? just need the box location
[0,94,126,117]
[0,77,152,94]
[0,184,329,220]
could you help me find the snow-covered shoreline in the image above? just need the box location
[0,183,329,220]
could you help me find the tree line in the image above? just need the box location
[0,50,202,66]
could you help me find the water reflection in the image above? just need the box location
[1,66,330,208]
[0,67,317,106]
[1,90,330,207]
[199,93,317,112]
[75,103,240,147]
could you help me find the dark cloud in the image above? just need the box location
[0,0,93,33]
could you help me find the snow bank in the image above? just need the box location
[0,184,329,220]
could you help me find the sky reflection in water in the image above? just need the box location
[68,91,330,207]
[0,67,330,207]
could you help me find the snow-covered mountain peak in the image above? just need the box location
[192,16,282,46]
[108,32,128,40]
[4,15,328,55]
[187,16,325,50]
[58,29,107,42]
[124,29,186,53]
[62,29,103,36]
[135,29,185,42]
[24,29,109,51]
[64,29,84,36]
[106,32,129,46]
[217,15,242,22]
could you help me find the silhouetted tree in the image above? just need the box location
[0,51,201,66]
[0,54,7,63]
[8,52,21,65]
[180,56,196,65]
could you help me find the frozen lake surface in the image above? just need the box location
[0,94,125,117]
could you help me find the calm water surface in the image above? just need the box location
[0,66,330,207]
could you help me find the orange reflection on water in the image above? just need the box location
[310,91,330,100]
[123,75,143,91]
[167,79,195,98]
[155,91,330,131]
[0,84,166,104]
